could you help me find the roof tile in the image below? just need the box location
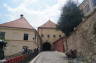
[0,17,34,29]
[39,20,57,28]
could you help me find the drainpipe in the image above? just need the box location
[65,37,68,51]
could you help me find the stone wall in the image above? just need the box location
[66,11,96,62]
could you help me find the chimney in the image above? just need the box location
[20,14,24,18]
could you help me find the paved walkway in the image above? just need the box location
[0,51,85,63]
[29,51,68,63]
[29,51,85,63]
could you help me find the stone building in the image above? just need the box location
[52,0,96,54]
[38,20,64,44]
[64,0,96,62]
[79,0,96,16]
[0,15,41,56]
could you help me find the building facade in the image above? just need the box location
[79,0,96,16]
[0,15,41,56]
[0,16,65,55]
[38,20,64,44]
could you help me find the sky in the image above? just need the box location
[0,0,83,28]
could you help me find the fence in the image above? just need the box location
[3,54,28,63]
[0,48,39,63]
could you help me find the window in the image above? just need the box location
[33,37,35,40]
[92,0,96,6]
[59,35,61,38]
[53,35,56,38]
[41,34,44,37]
[0,32,5,40]
[47,35,50,38]
[24,34,28,40]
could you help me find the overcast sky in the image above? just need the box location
[0,0,83,28]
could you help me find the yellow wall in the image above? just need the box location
[38,28,64,44]
[0,27,63,56]
[0,27,35,41]
[4,41,37,56]
[0,27,38,56]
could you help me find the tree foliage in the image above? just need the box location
[57,0,84,36]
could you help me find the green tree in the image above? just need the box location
[57,0,84,36]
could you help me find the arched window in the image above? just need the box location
[33,37,35,40]
[59,35,61,38]
[47,35,50,38]
[41,34,44,37]
[53,35,56,38]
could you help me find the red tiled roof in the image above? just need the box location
[39,20,57,28]
[0,17,34,29]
